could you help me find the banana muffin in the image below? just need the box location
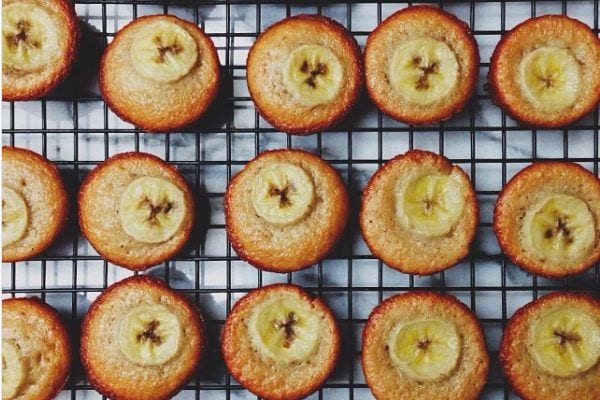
[494,162,600,278]
[222,283,340,400]
[362,291,489,400]
[360,150,478,275]
[246,14,363,134]
[3,146,69,263]
[81,275,204,400]
[100,14,220,132]
[489,15,600,127]
[225,149,349,272]
[500,292,600,400]
[3,297,71,400]
[78,152,195,270]
[2,0,79,101]
[365,6,479,125]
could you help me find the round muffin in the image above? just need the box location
[222,283,340,400]
[2,0,79,101]
[225,149,349,272]
[78,152,195,270]
[100,14,220,132]
[246,14,363,134]
[500,292,600,400]
[494,162,600,278]
[362,291,489,400]
[81,275,204,400]
[360,150,478,275]
[2,146,69,263]
[365,6,479,125]
[2,297,71,400]
[489,15,600,128]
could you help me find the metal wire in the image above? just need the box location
[2,1,599,399]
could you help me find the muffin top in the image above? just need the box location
[225,149,349,272]
[360,150,478,275]
[362,291,489,400]
[247,14,363,134]
[78,152,195,270]
[500,292,600,400]
[80,275,204,400]
[2,146,69,262]
[100,14,220,132]
[2,0,79,100]
[494,162,600,278]
[3,297,71,400]
[221,284,340,400]
[489,15,600,127]
[365,5,479,124]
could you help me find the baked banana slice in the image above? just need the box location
[388,319,461,381]
[119,304,183,366]
[130,20,198,83]
[2,340,25,399]
[251,163,315,226]
[283,44,344,107]
[395,173,465,237]
[119,176,187,244]
[529,308,600,377]
[2,186,30,247]
[389,38,459,106]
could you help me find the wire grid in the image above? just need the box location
[2,1,600,399]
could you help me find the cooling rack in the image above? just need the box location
[2,1,599,399]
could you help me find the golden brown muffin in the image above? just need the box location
[362,291,489,400]
[78,152,195,270]
[360,150,478,275]
[100,14,220,132]
[2,146,69,262]
[2,297,71,400]
[224,149,349,272]
[489,15,600,128]
[494,162,600,278]
[2,0,79,101]
[500,292,600,400]
[221,283,340,400]
[365,6,479,125]
[246,14,363,134]
[81,275,204,400]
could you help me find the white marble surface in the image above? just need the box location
[2,2,600,399]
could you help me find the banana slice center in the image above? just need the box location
[2,3,60,72]
[2,340,26,400]
[251,163,316,226]
[119,176,187,244]
[118,304,182,366]
[396,173,465,237]
[388,319,462,382]
[282,44,344,107]
[248,298,321,363]
[522,194,595,262]
[389,37,459,105]
[518,47,580,113]
[130,20,199,83]
[2,186,30,247]
[529,308,600,377]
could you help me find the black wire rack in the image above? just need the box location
[2,1,599,399]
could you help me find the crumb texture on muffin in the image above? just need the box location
[247,14,363,134]
[360,149,478,275]
[225,149,349,272]
[2,298,71,400]
[80,275,204,400]
[100,14,220,132]
[2,146,69,262]
[78,152,195,270]
[221,283,340,400]
[365,5,479,124]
